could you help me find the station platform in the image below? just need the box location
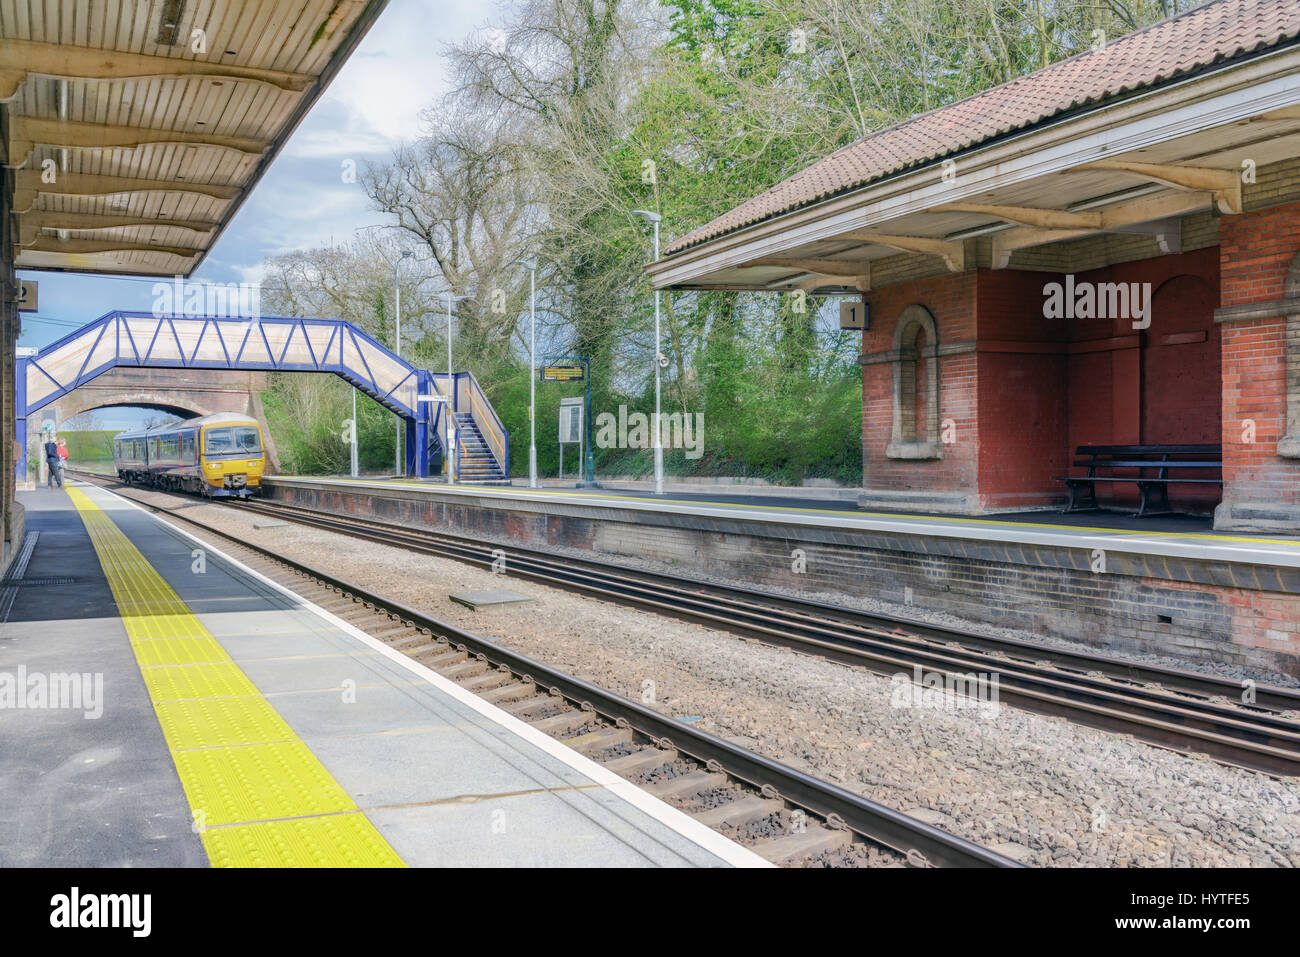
[269,475,1300,571]
[263,475,1300,681]
[0,482,765,868]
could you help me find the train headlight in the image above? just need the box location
[206,463,220,470]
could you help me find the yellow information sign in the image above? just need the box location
[541,364,585,382]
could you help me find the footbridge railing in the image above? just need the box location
[15,311,508,480]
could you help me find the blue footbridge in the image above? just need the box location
[15,311,509,481]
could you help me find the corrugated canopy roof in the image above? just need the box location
[3,0,388,276]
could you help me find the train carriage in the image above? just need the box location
[114,413,266,498]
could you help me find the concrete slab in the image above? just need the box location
[449,589,534,610]
[364,788,731,868]
[0,490,206,868]
[21,483,764,868]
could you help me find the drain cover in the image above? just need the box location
[0,577,78,587]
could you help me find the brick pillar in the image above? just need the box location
[1213,201,1300,531]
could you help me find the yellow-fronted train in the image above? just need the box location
[114,413,266,498]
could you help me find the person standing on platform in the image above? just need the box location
[57,438,69,485]
[44,437,62,488]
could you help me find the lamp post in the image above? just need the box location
[529,264,537,488]
[393,249,412,476]
[631,210,663,496]
[446,290,456,485]
[350,390,358,477]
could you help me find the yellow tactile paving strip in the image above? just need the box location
[67,487,403,868]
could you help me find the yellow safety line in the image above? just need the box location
[276,475,1300,548]
[66,487,403,868]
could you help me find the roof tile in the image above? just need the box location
[665,0,1300,255]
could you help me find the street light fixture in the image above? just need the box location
[393,249,413,477]
[631,210,664,496]
[528,262,538,489]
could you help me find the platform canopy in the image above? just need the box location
[647,0,1300,294]
[2,0,389,277]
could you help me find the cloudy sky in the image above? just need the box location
[18,0,491,355]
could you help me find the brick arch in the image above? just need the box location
[57,396,210,426]
[1280,251,1300,458]
[887,304,941,460]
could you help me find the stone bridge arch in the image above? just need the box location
[31,366,281,471]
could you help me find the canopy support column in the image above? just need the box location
[412,369,433,478]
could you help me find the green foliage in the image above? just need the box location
[254,0,1193,486]
[262,376,398,476]
[60,430,115,465]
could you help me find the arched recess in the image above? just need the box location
[887,304,942,460]
[1142,274,1220,445]
[1276,250,1300,458]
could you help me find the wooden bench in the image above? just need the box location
[1059,444,1222,517]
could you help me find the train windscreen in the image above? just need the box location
[204,429,233,454]
[234,426,261,453]
[204,426,262,454]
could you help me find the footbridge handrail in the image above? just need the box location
[460,371,510,477]
[14,311,507,480]
[19,311,427,419]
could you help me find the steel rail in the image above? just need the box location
[81,475,1017,868]
[249,494,1300,713]
[70,472,1300,774]
[223,495,1300,776]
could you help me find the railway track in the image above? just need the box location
[75,471,1300,776]
[216,490,1300,777]
[75,473,1018,868]
[245,494,1300,780]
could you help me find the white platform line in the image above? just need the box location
[98,486,771,869]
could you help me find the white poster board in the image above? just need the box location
[559,397,583,444]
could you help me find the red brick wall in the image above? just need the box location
[862,272,978,495]
[1142,274,1221,445]
[1219,202,1300,517]
[1061,249,1222,511]
[859,250,1224,513]
[975,269,1069,509]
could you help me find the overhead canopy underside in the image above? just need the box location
[3,0,388,277]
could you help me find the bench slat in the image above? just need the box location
[1058,477,1222,484]
[1077,444,1221,455]
[1062,442,1222,516]
[1071,460,1221,469]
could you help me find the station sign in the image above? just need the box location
[17,280,37,313]
[839,300,868,330]
[540,363,585,383]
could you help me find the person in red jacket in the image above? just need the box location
[56,438,68,485]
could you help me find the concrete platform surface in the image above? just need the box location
[269,475,1300,569]
[0,483,766,868]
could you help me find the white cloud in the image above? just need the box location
[287,0,487,158]
[25,0,494,331]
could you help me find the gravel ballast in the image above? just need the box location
[133,490,1300,868]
